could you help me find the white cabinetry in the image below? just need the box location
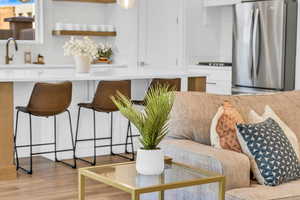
[189,65,232,95]
[204,0,241,7]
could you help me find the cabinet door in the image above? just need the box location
[206,81,232,95]
[138,0,183,68]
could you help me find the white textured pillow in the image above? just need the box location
[249,105,300,160]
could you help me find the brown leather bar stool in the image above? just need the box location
[14,81,76,174]
[132,78,181,106]
[74,80,134,166]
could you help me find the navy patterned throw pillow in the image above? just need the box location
[236,118,300,186]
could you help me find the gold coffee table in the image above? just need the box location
[78,160,225,200]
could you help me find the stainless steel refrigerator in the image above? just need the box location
[232,0,298,92]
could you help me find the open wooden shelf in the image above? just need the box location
[52,30,117,37]
[53,0,116,3]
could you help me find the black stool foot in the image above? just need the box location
[76,157,96,166]
[111,152,135,161]
[56,159,77,169]
[18,166,32,175]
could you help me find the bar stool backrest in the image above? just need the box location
[92,80,131,112]
[149,78,181,91]
[148,78,181,93]
[27,81,72,116]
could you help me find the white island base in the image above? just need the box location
[0,67,207,181]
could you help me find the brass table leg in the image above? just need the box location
[79,173,86,200]
[132,192,140,200]
[159,190,165,200]
[219,177,225,200]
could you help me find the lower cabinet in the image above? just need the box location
[206,81,232,95]
[188,65,232,95]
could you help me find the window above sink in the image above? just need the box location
[0,0,44,44]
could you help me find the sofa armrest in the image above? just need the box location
[161,139,251,190]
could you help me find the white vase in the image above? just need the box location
[74,55,91,73]
[136,149,165,175]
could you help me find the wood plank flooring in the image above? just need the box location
[0,156,132,200]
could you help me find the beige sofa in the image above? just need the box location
[161,91,300,200]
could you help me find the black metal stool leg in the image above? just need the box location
[75,107,97,166]
[54,115,58,161]
[54,111,77,168]
[110,112,114,155]
[125,120,130,154]
[74,107,81,156]
[14,110,20,170]
[66,110,77,168]
[92,110,97,165]
[110,113,135,161]
[17,114,33,174]
[129,122,135,161]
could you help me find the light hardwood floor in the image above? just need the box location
[0,156,132,200]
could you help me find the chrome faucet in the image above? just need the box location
[5,38,18,64]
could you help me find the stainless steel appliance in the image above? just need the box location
[233,0,298,92]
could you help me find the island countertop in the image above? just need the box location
[0,66,208,82]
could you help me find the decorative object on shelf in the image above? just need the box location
[118,0,135,9]
[52,30,117,37]
[33,54,45,65]
[24,52,32,64]
[54,23,115,32]
[63,37,98,73]
[112,85,175,175]
[53,0,116,3]
[95,43,113,64]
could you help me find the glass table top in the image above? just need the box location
[83,161,219,190]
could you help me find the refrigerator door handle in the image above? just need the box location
[252,8,259,81]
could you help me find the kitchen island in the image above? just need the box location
[0,66,207,181]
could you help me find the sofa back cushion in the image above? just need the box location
[168,91,300,146]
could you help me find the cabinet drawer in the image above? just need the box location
[206,69,232,82]
[206,81,231,95]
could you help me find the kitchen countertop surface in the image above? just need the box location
[0,65,208,82]
[0,63,127,70]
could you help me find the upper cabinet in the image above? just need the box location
[0,0,44,43]
[204,0,241,7]
[138,0,184,68]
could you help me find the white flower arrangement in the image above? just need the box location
[63,37,98,60]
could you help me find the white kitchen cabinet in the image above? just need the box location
[204,0,241,7]
[189,65,232,95]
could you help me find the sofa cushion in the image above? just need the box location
[210,101,244,153]
[249,105,300,160]
[226,179,300,200]
[168,91,300,149]
[237,118,300,186]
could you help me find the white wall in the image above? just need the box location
[184,1,232,65]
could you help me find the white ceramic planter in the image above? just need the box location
[136,149,164,175]
[74,55,91,73]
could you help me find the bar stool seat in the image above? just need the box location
[75,80,135,166]
[15,106,29,113]
[77,103,93,109]
[14,81,76,174]
[78,103,116,113]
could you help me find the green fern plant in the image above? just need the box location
[111,85,175,150]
